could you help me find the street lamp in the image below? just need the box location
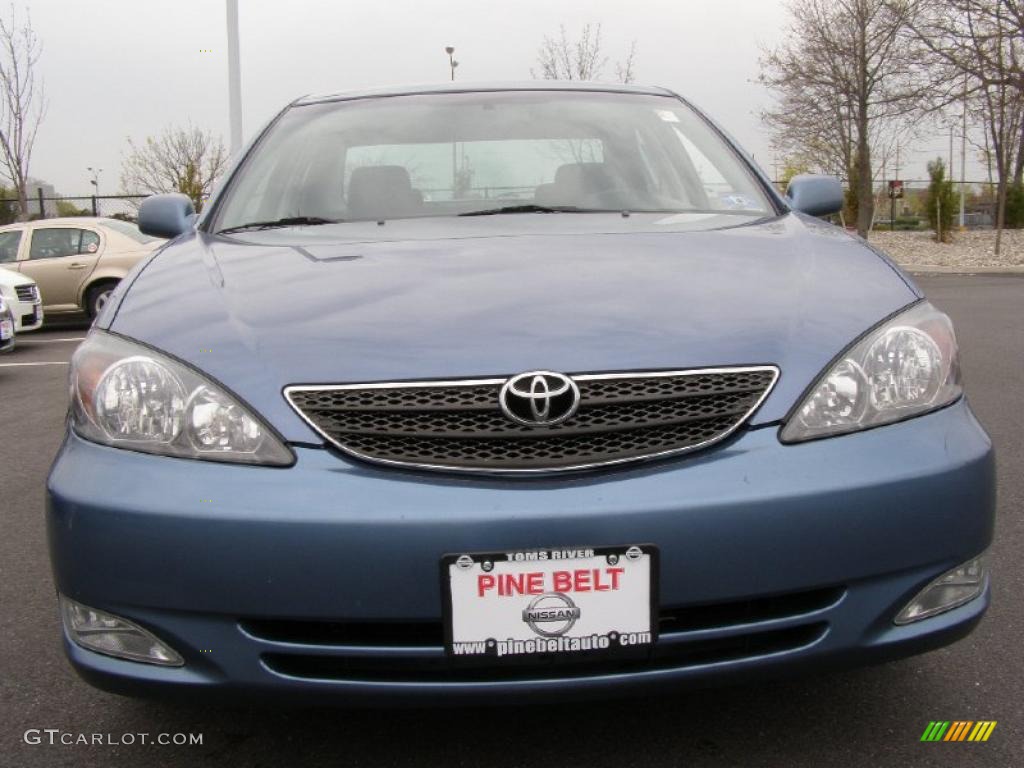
[444,47,460,195]
[87,167,102,217]
[87,167,102,197]
[445,46,458,81]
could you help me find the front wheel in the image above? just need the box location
[86,282,118,319]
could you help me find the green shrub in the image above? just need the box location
[56,200,90,217]
[925,158,957,242]
[0,185,18,224]
[895,216,923,231]
[1005,182,1024,229]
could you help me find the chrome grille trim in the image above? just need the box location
[284,366,779,475]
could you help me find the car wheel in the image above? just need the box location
[86,282,118,319]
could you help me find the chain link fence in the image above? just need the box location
[0,192,149,224]
[868,179,999,230]
[771,179,1004,231]
[1,181,1010,231]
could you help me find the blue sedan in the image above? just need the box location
[47,83,993,703]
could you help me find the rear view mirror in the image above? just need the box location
[785,175,843,217]
[138,193,196,239]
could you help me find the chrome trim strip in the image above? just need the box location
[283,365,780,475]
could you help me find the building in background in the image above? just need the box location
[24,178,58,217]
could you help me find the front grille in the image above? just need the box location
[15,284,38,302]
[285,367,778,473]
[246,586,841,684]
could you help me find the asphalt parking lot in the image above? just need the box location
[1,274,1021,768]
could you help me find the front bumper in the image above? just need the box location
[12,298,42,331]
[47,398,995,703]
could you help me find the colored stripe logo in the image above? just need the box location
[921,721,997,742]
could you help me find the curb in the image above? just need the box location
[903,265,1024,275]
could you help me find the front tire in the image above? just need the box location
[86,281,118,319]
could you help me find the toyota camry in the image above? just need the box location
[47,83,994,703]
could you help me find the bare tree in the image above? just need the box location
[0,5,46,221]
[906,0,1023,253]
[120,124,228,212]
[533,23,638,83]
[615,40,638,85]
[760,0,929,237]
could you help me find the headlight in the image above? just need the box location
[70,331,293,465]
[781,302,961,442]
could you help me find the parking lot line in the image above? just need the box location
[0,361,70,367]
[20,337,87,343]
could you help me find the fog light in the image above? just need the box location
[894,557,987,625]
[60,596,184,666]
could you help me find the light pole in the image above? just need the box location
[87,167,102,197]
[87,166,102,218]
[445,46,458,81]
[226,0,243,155]
[445,46,459,196]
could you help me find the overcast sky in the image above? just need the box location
[26,0,984,197]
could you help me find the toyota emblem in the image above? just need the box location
[499,371,580,427]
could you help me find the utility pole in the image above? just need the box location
[226,0,243,155]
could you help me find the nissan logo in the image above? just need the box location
[499,371,580,427]
[522,592,581,637]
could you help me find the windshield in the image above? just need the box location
[212,91,773,231]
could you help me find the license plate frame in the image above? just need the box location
[441,544,659,662]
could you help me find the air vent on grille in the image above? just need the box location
[285,367,778,473]
[15,285,37,302]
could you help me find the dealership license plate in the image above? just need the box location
[442,545,657,660]
[0,319,11,340]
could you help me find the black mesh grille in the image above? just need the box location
[286,367,777,473]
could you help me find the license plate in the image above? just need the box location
[0,320,11,339]
[442,545,657,661]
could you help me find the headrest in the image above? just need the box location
[553,163,613,189]
[347,165,420,220]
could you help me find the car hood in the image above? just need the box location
[0,265,35,288]
[106,213,918,442]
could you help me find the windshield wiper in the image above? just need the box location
[458,204,613,216]
[216,216,340,235]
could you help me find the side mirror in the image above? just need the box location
[138,193,196,239]
[785,174,844,217]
